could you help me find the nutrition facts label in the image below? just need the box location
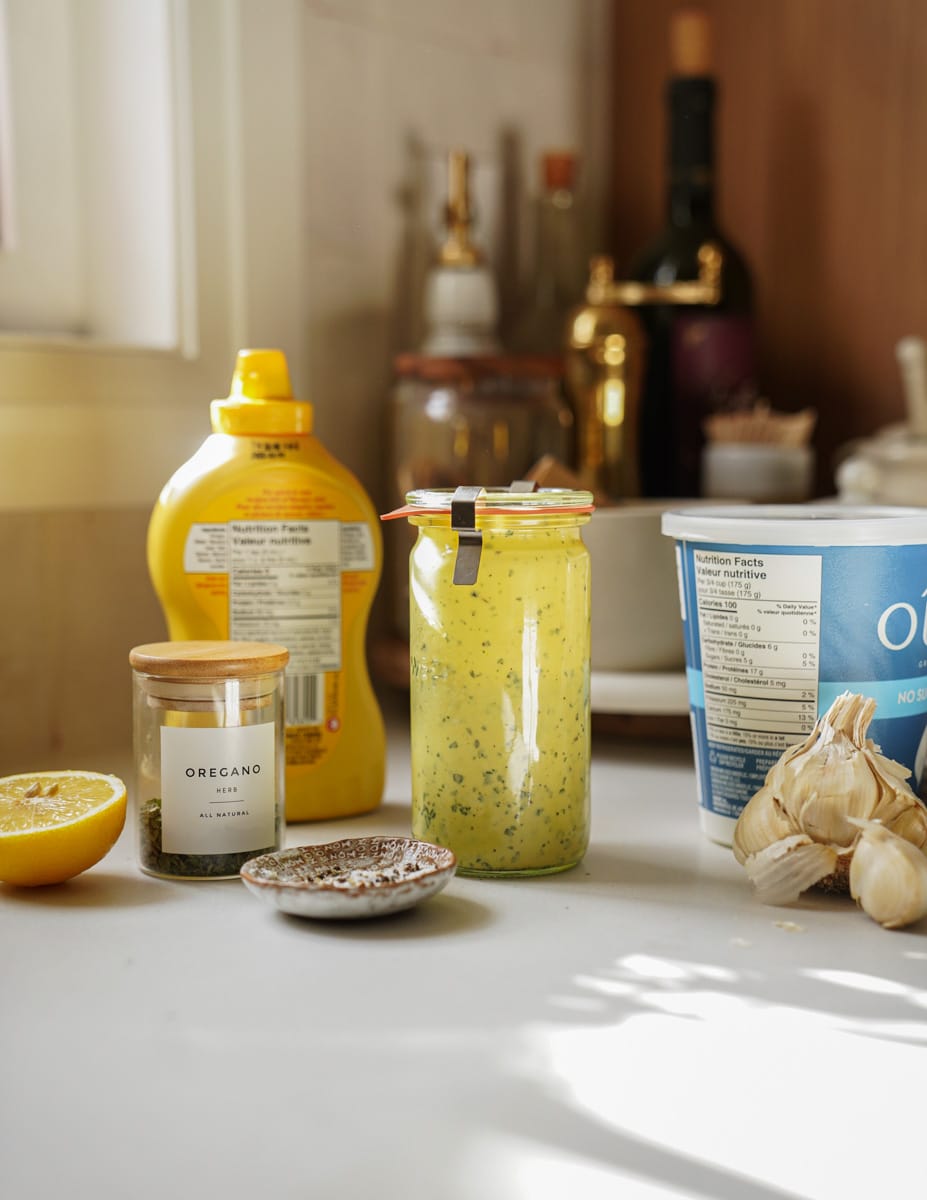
[226,521,342,674]
[693,549,822,751]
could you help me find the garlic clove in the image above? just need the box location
[886,802,927,851]
[786,698,881,841]
[865,740,912,785]
[871,778,927,850]
[743,834,840,906]
[732,786,798,866]
[796,768,879,844]
[848,818,927,930]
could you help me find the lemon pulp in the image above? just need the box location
[0,770,127,886]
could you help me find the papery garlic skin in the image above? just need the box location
[743,835,839,906]
[849,818,927,930]
[733,691,927,907]
[779,694,880,845]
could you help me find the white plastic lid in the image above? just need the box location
[661,504,927,546]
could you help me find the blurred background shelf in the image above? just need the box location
[590,668,688,715]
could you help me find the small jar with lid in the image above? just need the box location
[129,641,288,880]
[392,486,593,877]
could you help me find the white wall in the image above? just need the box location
[296,0,613,502]
[0,0,612,511]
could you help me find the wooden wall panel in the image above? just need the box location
[609,0,927,491]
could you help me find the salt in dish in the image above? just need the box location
[240,836,457,919]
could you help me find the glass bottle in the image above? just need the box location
[129,640,288,880]
[511,150,586,355]
[421,149,500,356]
[397,486,593,878]
[565,256,647,499]
[629,8,756,497]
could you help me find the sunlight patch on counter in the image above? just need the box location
[528,1007,925,1199]
[803,967,918,996]
[462,1134,699,1200]
[527,951,927,1200]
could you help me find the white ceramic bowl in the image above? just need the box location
[583,501,694,672]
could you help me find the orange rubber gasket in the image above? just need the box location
[381,504,596,521]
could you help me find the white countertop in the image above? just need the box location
[3,707,925,1200]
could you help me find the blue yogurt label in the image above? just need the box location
[675,541,927,821]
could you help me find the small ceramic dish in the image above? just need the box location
[239,836,457,920]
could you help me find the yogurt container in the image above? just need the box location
[662,505,927,845]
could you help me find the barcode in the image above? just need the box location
[285,673,325,727]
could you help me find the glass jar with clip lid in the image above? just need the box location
[384,484,593,877]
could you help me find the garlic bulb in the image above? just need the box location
[849,818,927,929]
[733,691,927,907]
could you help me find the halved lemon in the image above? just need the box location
[0,770,127,886]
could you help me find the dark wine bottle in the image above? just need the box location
[630,8,756,497]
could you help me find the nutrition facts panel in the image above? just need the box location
[693,549,822,751]
[227,520,342,674]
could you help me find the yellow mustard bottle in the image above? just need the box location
[146,348,385,821]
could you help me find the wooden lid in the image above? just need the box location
[129,641,290,678]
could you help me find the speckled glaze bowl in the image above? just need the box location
[240,836,457,920]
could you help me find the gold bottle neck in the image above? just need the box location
[582,246,722,309]
[438,149,483,268]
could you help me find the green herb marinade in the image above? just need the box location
[409,520,590,877]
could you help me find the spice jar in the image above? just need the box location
[395,486,593,877]
[129,641,288,879]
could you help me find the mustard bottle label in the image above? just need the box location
[181,517,376,761]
